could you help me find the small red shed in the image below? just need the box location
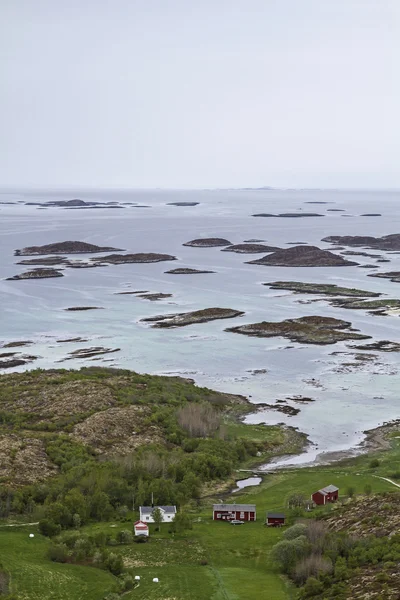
[312,485,339,506]
[213,503,256,521]
[266,512,285,527]
[134,520,149,536]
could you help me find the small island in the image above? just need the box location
[226,316,370,345]
[183,238,232,247]
[368,271,400,283]
[222,244,281,254]
[252,213,324,218]
[141,308,244,328]
[322,233,400,251]
[15,241,123,256]
[167,202,200,206]
[7,268,64,280]
[64,307,103,311]
[165,268,216,274]
[247,245,357,267]
[264,281,381,297]
[136,292,173,301]
[90,253,177,264]
[17,256,69,266]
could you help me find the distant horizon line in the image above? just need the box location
[1,185,399,193]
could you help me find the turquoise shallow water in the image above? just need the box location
[1,188,400,464]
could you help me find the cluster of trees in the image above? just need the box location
[271,519,400,599]
[0,426,260,532]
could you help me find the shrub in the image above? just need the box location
[293,554,333,584]
[287,493,307,509]
[105,552,124,576]
[39,519,61,537]
[364,484,372,496]
[271,536,310,573]
[177,403,221,438]
[116,530,132,544]
[48,543,69,563]
[283,523,307,541]
[302,576,324,597]
[346,486,356,499]
[369,459,380,469]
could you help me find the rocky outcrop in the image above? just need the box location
[222,244,281,254]
[62,347,120,360]
[226,316,370,345]
[90,253,177,264]
[247,245,357,267]
[141,308,244,328]
[349,340,400,352]
[15,241,123,256]
[136,293,172,301]
[165,268,215,274]
[183,238,232,247]
[322,233,400,251]
[7,268,64,280]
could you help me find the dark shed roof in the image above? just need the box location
[267,512,285,519]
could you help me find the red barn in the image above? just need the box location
[213,503,256,521]
[266,512,285,527]
[312,485,339,506]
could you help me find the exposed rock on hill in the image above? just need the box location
[226,316,370,345]
[7,268,64,280]
[247,245,357,267]
[142,308,244,328]
[15,241,123,256]
[222,244,281,253]
[183,238,232,247]
[322,233,400,251]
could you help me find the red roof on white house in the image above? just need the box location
[134,520,149,529]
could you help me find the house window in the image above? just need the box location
[217,514,221,518]
[240,512,244,519]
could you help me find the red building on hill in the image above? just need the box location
[213,503,256,521]
[312,485,339,506]
[266,512,285,527]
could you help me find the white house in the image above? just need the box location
[134,520,149,536]
[139,505,177,523]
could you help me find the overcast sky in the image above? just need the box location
[1,0,399,189]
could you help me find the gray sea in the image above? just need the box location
[1,188,399,466]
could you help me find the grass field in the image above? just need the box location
[1,436,400,599]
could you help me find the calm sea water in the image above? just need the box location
[1,188,400,465]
